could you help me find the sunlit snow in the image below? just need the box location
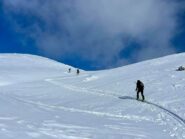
[0,53,185,139]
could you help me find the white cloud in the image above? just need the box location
[2,0,182,69]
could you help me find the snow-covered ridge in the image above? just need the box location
[0,53,71,86]
[0,53,69,69]
[0,53,185,139]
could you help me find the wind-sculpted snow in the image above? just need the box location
[0,53,185,138]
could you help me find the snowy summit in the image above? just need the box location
[0,53,185,138]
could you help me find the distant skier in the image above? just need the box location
[68,68,71,73]
[136,80,145,101]
[76,69,80,75]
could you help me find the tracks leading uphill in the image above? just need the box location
[119,96,185,126]
[46,78,185,126]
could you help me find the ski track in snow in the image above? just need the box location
[7,82,185,138]
[119,96,185,126]
[1,74,184,139]
[45,78,118,98]
[9,95,150,122]
[46,78,185,128]
[1,54,185,138]
[2,94,156,139]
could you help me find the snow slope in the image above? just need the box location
[0,53,185,139]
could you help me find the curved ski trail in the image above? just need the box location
[46,79,185,127]
[119,96,185,126]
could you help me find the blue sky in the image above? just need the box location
[0,0,185,70]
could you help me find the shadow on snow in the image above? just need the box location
[119,96,185,126]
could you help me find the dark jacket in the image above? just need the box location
[136,80,144,91]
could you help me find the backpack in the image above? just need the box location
[140,81,144,88]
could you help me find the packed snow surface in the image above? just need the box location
[0,53,185,139]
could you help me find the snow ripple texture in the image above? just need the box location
[0,53,185,138]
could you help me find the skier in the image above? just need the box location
[76,69,80,75]
[136,80,145,101]
[68,68,71,73]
